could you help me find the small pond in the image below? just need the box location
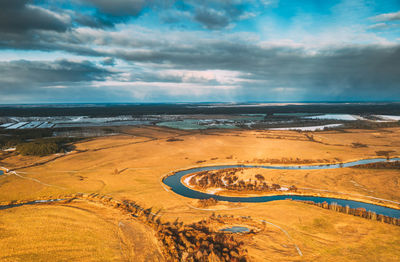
[220,226,250,233]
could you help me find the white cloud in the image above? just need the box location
[371,11,400,22]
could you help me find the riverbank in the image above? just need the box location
[180,172,400,211]
[160,158,400,217]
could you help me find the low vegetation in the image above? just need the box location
[243,157,332,164]
[16,138,77,156]
[198,198,219,208]
[189,169,298,194]
[0,129,53,149]
[166,138,184,142]
[352,161,400,169]
[297,200,400,226]
[376,150,396,160]
[65,193,249,262]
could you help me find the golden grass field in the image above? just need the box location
[1,126,400,261]
[0,200,163,262]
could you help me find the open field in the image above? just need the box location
[0,200,163,262]
[1,126,400,261]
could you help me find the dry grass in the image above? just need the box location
[186,167,400,205]
[1,126,400,261]
[0,200,163,262]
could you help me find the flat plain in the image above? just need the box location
[1,126,400,261]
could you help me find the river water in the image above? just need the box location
[163,158,400,218]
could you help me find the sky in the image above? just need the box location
[0,0,400,103]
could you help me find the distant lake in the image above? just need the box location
[157,119,237,130]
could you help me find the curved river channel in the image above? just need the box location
[163,158,400,218]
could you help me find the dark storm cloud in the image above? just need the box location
[194,8,231,29]
[0,1,399,102]
[74,13,115,28]
[187,0,257,29]
[82,0,145,17]
[0,58,122,103]
[0,59,111,90]
[109,41,400,99]
[77,0,261,30]
[1,11,400,100]
[101,57,116,66]
[0,0,69,33]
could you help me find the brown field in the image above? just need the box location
[1,126,400,261]
[0,200,163,262]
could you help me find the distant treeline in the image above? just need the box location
[0,127,104,150]
[0,103,400,117]
[343,121,400,129]
[16,137,77,156]
[297,200,400,226]
[352,161,400,169]
[0,129,53,148]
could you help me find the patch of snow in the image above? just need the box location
[5,122,28,129]
[208,188,222,194]
[375,115,400,121]
[352,115,368,121]
[304,114,358,121]
[37,122,55,128]
[183,175,196,186]
[19,121,43,129]
[0,123,14,128]
[278,187,289,191]
[269,124,343,131]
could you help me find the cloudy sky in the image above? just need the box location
[0,0,400,103]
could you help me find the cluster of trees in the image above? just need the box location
[224,180,297,193]
[344,120,400,130]
[166,138,184,142]
[298,200,400,226]
[198,198,218,208]
[353,161,400,169]
[0,127,83,156]
[248,118,343,130]
[351,142,368,148]
[0,129,53,149]
[375,150,396,160]
[244,157,331,164]
[75,193,248,262]
[190,170,298,193]
[16,137,76,156]
[16,141,62,156]
[158,220,247,261]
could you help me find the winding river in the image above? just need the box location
[163,158,400,218]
